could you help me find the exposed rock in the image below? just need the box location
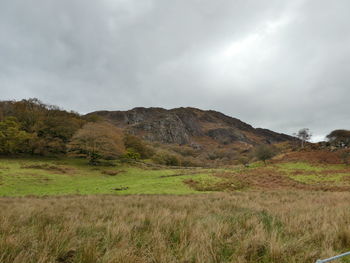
[255,128,294,144]
[206,128,251,145]
[88,107,294,146]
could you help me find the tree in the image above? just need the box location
[326,130,350,148]
[0,117,32,154]
[296,128,312,148]
[0,99,88,156]
[254,144,276,166]
[68,122,125,164]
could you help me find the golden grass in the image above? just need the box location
[1,191,350,263]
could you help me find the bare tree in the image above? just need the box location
[296,128,312,148]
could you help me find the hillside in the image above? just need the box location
[90,107,294,149]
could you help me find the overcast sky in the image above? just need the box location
[1,0,349,141]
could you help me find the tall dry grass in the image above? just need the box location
[1,191,350,263]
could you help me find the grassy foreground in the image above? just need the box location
[1,158,350,262]
[1,191,350,263]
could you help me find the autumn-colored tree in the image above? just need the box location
[68,122,125,164]
[35,110,85,154]
[254,144,276,166]
[0,117,32,154]
[11,98,45,132]
[0,99,87,155]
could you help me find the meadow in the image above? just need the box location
[1,158,349,197]
[1,157,350,263]
[0,158,215,196]
[2,192,350,263]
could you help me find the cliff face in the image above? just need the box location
[89,107,293,147]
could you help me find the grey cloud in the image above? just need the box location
[0,0,349,141]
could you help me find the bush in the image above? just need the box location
[169,145,198,157]
[123,134,154,159]
[207,150,236,161]
[339,151,350,165]
[152,152,181,166]
[254,144,277,166]
[120,149,141,162]
[238,156,250,167]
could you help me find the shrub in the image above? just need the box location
[152,152,181,166]
[169,145,198,157]
[123,134,154,159]
[121,149,141,162]
[239,156,250,167]
[254,144,277,166]
[207,150,236,161]
[340,151,350,165]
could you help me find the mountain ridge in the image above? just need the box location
[89,107,294,149]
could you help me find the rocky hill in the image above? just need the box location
[89,107,294,149]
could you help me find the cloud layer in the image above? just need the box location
[1,0,349,140]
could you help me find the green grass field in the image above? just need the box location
[0,158,217,196]
[1,158,350,197]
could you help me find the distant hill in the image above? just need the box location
[89,107,294,149]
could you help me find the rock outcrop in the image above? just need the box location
[89,107,294,147]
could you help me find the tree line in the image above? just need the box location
[0,99,88,155]
[0,99,153,164]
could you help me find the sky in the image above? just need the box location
[0,0,349,141]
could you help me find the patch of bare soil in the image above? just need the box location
[276,150,342,164]
[214,168,350,192]
[21,164,75,174]
[319,168,350,175]
[160,171,200,178]
[101,170,125,176]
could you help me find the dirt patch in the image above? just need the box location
[160,171,200,178]
[319,168,350,175]
[101,170,125,176]
[21,164,75,174]
[213,168,350,192]
[276,150,342,164]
